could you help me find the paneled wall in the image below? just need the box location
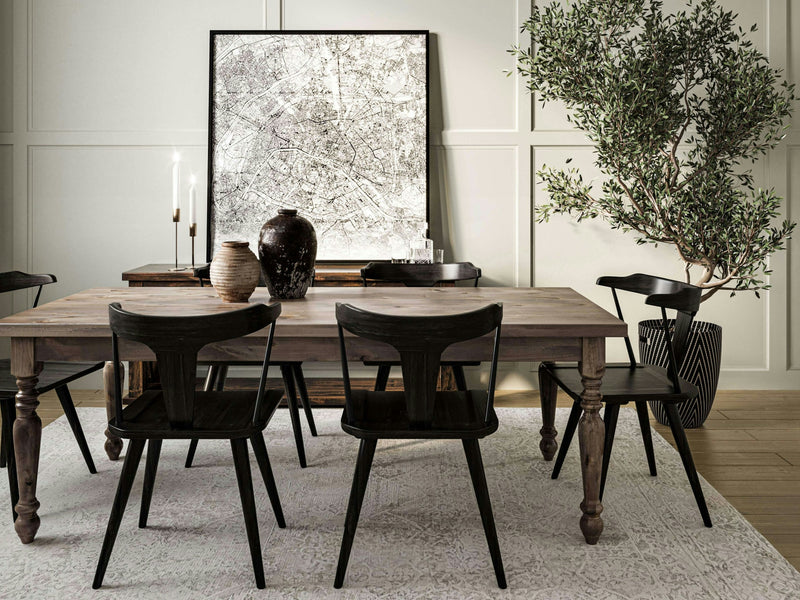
[1,0,798,389]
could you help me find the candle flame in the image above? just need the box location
[173,151,181,163]
[190,174,196,184]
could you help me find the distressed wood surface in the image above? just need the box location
[0,287,626,339]
[1,286,624,545]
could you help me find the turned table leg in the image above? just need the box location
[578,337,605,545]
[11,338,42,544]
[538,362,559,460]
[103,361,123,461]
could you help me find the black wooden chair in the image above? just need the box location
[93,302,286,589]
[184,264,317,469]
[360,261,482,392]
[540,273,711,527]
[333,301,506,589]
[0,271,100,522]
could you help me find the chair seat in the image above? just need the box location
[342,389,498,439]
[0,359,104,397]
[109,389,285,440]
[543,362,698,404]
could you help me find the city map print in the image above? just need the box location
[209,32,428,260]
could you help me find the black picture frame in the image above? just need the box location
[206,30,430,263]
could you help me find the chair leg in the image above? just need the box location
[215,365,229,391]
[281,365,307,468]
[138,439,162,528]
[463,439,507,589]
[0,399,18,522]
[0,421,6,469]
[664,403,712,527]
[185,365,221,468]
[184,439,199,469]
[230,437,266,589]
[635,400,657,476]
[374,364,391,392]
[93,438,146,589]
[292,363,318,437]
[599,404,620,502]
[452,364,468,391]
[551,400,582,479]
[55,385,97,474]
[334,438,377,589]
[250,433,286,528]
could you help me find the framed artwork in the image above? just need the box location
[207,30,429,262]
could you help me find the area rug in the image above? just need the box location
[0,407,798,599]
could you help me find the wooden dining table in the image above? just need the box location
[0,286,626,546]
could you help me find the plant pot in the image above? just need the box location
[209,241,261,302]
[638,319,722,428]
[258,209,317,299]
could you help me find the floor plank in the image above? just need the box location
[718,410,800,420]
[726,495,800,515]
[709,480,800,496]
[693,465,800,481]
[691,419,800,430]
[778,453,800,466]
[690,452,791,466]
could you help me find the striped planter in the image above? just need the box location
[638,319,722,429]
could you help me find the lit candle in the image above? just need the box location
[189,175,197,225]
[172,152,181,214]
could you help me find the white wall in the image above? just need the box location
[1,0,798,389]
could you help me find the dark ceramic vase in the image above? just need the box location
[258,208,317,299]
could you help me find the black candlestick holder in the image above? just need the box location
[169,208,189,271]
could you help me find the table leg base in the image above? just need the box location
[103,361,124,460]
[104,436,123,461]
[539,428,558,461]
[579,502,603,545]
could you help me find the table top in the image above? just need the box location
[0,286,626,339]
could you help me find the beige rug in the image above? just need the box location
[0,407,798,599]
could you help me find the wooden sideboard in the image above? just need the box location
[121,263,407,403]
[122,262,366,288]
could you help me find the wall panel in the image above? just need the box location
[29,0,264,132]
[0,145,12,358]
[790,147,800,369]
[433,146,518,286]
[29,146,208,303]
[0,1,12,132]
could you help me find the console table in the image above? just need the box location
[122,263,366,288]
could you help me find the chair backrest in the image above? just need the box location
[336,302,502,426]
[0,271,57,307]
[108,301,281,430]
[360,262,481,287]
[193,264,211,287]
[597,273,701,391]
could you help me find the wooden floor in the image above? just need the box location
[5,388,800,570]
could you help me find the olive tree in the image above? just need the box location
[511,0,795,300]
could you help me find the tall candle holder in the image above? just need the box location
[189,223,197,268]
[169,208,188,271]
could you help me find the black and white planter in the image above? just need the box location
[638,319,723,429]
